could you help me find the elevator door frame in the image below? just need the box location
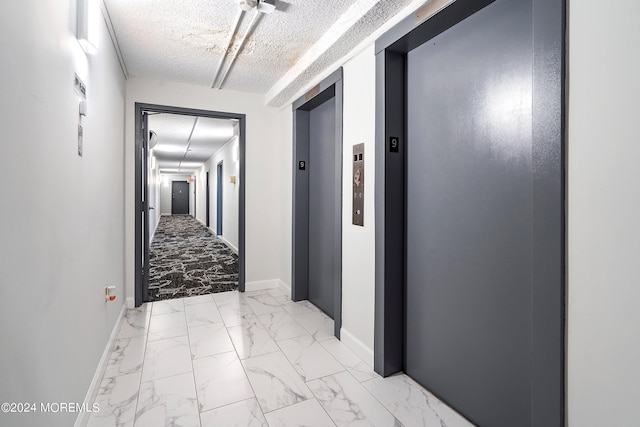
[373,1,565,426]
[292,68,343,338]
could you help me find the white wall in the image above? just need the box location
[567,1,640,425]
[0,1,126,426]
[340,45,377,364]
[159,174,192,216]
[125,79,287,296]
[195,137,240,251]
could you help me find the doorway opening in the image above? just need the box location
[135,103,246,305]
[292,69,343,338]
[374,0,565,426]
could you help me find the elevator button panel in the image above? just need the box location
[353,143,364,226]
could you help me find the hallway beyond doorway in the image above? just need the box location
[148,215,238,301]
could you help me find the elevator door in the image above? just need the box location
[405,0,534,426]
[308,97,336,318]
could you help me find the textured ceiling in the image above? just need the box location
[103,0,425,106]
[149,113,237,174]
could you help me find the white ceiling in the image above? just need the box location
[102,0,420,106]
[149,113,237,174]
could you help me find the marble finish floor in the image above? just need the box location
[88,289,474,427]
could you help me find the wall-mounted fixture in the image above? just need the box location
[77,0,97,54]
[230,176,237,184]
[105,285,116,302]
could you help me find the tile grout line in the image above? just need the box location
[132,302,152,426]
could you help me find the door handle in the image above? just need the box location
[149,206,155,210]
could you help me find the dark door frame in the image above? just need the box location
[292,68,343,338]
[193,178,196,218]
[216,161,223,236]
[206,171,210,228]
[135,103,247,306]
[373,0,565,425]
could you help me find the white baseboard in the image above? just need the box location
[219,236,238,254]
[340,327,374,368]
[245,279,284,292]
[278,280,291,297]
[74,302,127,427]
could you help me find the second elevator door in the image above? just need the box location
[405,0,534,425]
[308,97,336,318]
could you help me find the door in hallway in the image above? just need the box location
[405,0,536,426]
[308,97,337,318]
[216,162,223,235]
[206,171,211,228]
[171,181,189,215]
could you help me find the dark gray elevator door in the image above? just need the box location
[308,97,336,318]
[406,1,533,426]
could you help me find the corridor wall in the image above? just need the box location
[0,2,126,426]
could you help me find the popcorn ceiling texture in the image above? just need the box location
[104,0,416,106]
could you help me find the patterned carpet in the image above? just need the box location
[148,215,238,302]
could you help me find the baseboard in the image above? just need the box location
[219,236,239,254]
[245,279,283,292]
[74,302,127,427]
[126,297,134,309]
[278,280,291,297]
[340,327,374,368]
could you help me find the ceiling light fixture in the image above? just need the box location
[238,0,257,12]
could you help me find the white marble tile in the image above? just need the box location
[141,336,192,383]
[188,322,235,359]
[135,372,199,427]
[213,290,248,306]
[257,311,308,341]
[319,338,379,383]
[193,351,254,412]
[183,294,214,305]
[267,288,287,298]
[218,302,260,328]
[293,311,335,341]
[362,374,475,427]
[272,294,320,316]
[200,398,267,427]
[263,399,335,427]
[246,292,284,315]
[308,371,400,427]
[104,336,146,378]
[227,322,280,359]
[152,299,184,316]
[117,307,151,339]
[277,335,345,381]
[185,301,222,327]
[87,372,140,427]
[242,351,314,413]
[147,311,188,342]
